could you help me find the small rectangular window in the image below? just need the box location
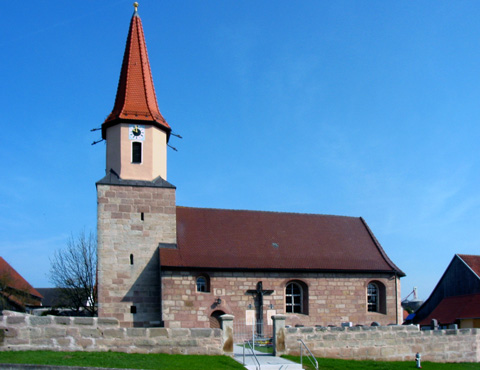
[132,142,142,163]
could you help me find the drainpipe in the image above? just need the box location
[395,272,399,324]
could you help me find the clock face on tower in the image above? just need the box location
[129,125,145,141]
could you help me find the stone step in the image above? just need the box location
[244,365,303,370]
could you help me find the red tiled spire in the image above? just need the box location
[102,5,170,140]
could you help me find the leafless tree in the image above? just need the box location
[49,230,97,316]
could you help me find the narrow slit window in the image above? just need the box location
[141,212,144,221]
[132,142,142,164]
[130,254,134,265]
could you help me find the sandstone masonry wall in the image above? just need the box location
[0,312,222,355]
[283,324,480,363]
[2,311,480,363]
[97,184,176,327]
[162,270,401,328]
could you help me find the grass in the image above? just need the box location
[1,351,480,370]
[0,351,245,370]
[284,355,480,370]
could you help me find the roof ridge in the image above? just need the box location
[176,205,360,218]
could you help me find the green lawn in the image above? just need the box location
[0,351,245,370]
[1,351,480,370]
[284,355,480,370]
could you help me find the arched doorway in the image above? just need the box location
[210,310,225,329]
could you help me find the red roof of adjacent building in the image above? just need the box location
[102,6,170,139]
[0,257,43,300]
[458,254,480,277]
[160,207,405,275]
[419,294,480,325]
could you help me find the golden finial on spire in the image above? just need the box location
[133,2,139,12]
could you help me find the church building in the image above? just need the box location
[96,4,405,329]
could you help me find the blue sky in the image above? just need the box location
[1,1,480,302]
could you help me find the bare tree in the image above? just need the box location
[49,230,97,316]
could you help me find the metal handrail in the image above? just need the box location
[298,339,318,370]
[243,340,261,370]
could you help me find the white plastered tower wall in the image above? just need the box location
[105,124,168,181]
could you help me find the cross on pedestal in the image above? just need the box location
[246,281,274,336]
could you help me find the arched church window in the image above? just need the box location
[132,142,142,164]
[285,281,308,314]
[196,275,210,292]
[367,281,386,313]
[367,283,379,312]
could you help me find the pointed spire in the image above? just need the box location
[102,3,171,140]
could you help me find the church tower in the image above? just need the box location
[96,3,176,327]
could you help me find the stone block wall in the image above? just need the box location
[0,311,222,355]
[161,270,401,328]
[282,324,480,363]
[2,311,480,363]
[97,184,176,327]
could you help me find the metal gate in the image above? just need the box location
[234,318,273,354]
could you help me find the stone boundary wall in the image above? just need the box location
[283,324,480,363]
[0,311,223,355]
[3,311,480,363]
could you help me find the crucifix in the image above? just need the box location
[246,281,274,337]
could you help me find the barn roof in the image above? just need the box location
[419,294,480,326]
[159,207,405,275]
[458,254,480,278]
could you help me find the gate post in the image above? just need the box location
[220,314,234,353]
[272,314,286,356]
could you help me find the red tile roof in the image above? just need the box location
[419,294,480,325]
[102,8,170,139]
[160,207,405,275]
[458,254,480,277]
[0,257,43,300]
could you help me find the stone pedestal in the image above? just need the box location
[272,314,286,356]
[220,314,234,353]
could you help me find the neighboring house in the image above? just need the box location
[96,5,405,329]
[0,257,42,312]
[34,288,92,316]
[413,254,480,328]
[36,288,71,309]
